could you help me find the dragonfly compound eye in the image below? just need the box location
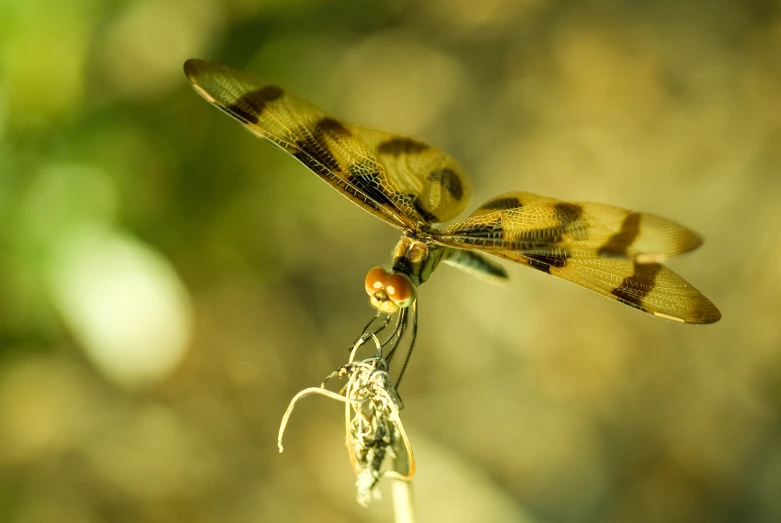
[385,272,416,308]
[364,266,389,296]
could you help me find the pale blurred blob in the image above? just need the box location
[0,0,92,126]
[412,433,542,523]
[47,228,192,388]
[19,163,192,388]
[99,0,224,100]
[337,34,468,134]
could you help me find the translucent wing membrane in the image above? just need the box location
[184,59,471,229]
[436,191,703,261]
[433,191,720,324]
[493,252,721,324]
[352,127,471,224]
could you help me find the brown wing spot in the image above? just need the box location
[316,117,351,137]
[598,212,641,258]
[429,168,463,200]
[512,204,579,244]
[413,198,439,223]
[294,118,351,175]
[493,200,587,251]
[610,262,662,309]
[554,202,583,224]
[257,85,283,102]
[226,86,284,124]
[505,202,583,246]
[377,138,429,156]
[480,197,522,211]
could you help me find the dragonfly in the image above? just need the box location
[184,59,721,378]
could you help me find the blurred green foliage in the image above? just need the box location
[1,0,781,522]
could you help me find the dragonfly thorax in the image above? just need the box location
[390,236,444,287]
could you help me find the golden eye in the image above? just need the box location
[385,272,416,308]
[364,266,389,296]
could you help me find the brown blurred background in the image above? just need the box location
[1,0,780,522]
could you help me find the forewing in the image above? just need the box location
[436,191,703,261]
[184,59,471,228]
[492,252,721,324]
[355,127,470,223]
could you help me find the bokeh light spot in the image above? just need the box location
[47,228,192,389]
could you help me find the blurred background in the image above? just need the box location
[1,0,780,521]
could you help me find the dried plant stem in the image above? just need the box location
[277,386,362,453]
[278,328,416,513]
[391,475,415,523]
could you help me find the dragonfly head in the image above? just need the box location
[364,266,416,313]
